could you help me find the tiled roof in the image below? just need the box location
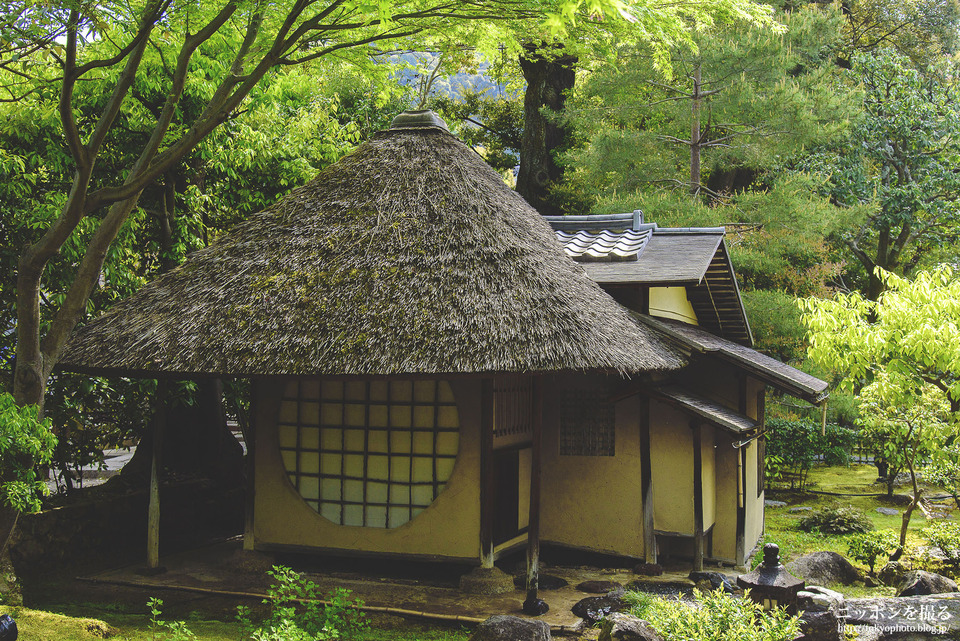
[555,228,653,262]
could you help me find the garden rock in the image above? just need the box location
[469,615,550,641]
[688,571,736,593]
[765,500,787,507]
[798,585,845,612]
[786,551,861,586]
[791,506,814,513]
[878,562,910,587]
[577,580,623,594]
[598,613,664,641]
[798,609,843,641]
[572,594,628,624]
[633,563,663,576]
[844,594,960,639]
[876,507,899,516]
[895,570,958,597]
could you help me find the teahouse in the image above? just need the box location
[60,111,826,602]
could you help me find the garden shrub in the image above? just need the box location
[765,419,857,491]
[148,566,368,641]
[255,565,368,640]
[624,588,800,641]
[847,529,900,573]
[921,521,960,574]
[799,506,873,535]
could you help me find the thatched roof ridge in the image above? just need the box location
[60,126,684,377]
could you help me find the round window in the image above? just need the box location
[277,379,460,528]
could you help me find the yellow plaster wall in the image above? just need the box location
[649,287,698,325]
[744,378,766,556]
[679,360,740,409]
[711,431,740,563]
[540,377,645,557]
[700,427,716,532]
[519,448,531,531]
[649,403,694,535]
[252,378,481,561]
[744,439,762,555]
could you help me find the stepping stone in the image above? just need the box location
[790,506,814,513]
[765,500,787,507]
[577,580,622,594]
[876,507,899,516]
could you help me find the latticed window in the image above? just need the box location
[493,374,533,439]
[559,388,615,456]
[277,379,460,528]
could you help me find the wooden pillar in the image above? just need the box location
[147,380,167,572]
[243,380,258,551]
[639,396,656,564]
[479,378,495,568]
[736,375,748,566]
[523,376,548,615]
[692,421,704,572]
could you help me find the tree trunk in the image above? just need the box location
[0,506,21,605]
[516,44,577,216]
[690,63,702,198]
[891,455,920,561]
[120,379,243,487]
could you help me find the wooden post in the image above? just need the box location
[243,380,258,551]
[692,421,704,572]
[523,375,548,615]
[479,378,495,569]
[639,396,656,564]
[736,376,748,566]
[147,380,167,572]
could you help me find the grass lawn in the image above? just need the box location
[763,463,957,581]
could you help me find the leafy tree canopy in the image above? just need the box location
[801,266,960,553]
[800,49,960,299]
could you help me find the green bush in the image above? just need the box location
[623,589,800,641]
[921,521,960,573]
[0,392,57,513]
[255,566,368,640]
[799,506,873,535]
[847,529,900,573]
[148,566,368,640]
[765,419,857,490]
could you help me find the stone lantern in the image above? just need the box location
[737,543,805,614]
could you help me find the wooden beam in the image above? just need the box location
[692,421,704,572]
[639,396,656,564]
[147,380,167,572]
[480,378,495,568]
[523,375,548,615]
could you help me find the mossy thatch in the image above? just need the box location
[60,126,684,377]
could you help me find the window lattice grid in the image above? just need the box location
[493,374,533,438]
[278,379,460,528]
[558,389,615,456]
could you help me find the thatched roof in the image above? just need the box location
[60,116,684,378]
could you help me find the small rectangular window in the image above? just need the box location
[559,389,615,456]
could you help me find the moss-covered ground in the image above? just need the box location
[763,463,957,583]
[9,603,470,641]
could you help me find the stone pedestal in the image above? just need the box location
[460,566,515,595]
